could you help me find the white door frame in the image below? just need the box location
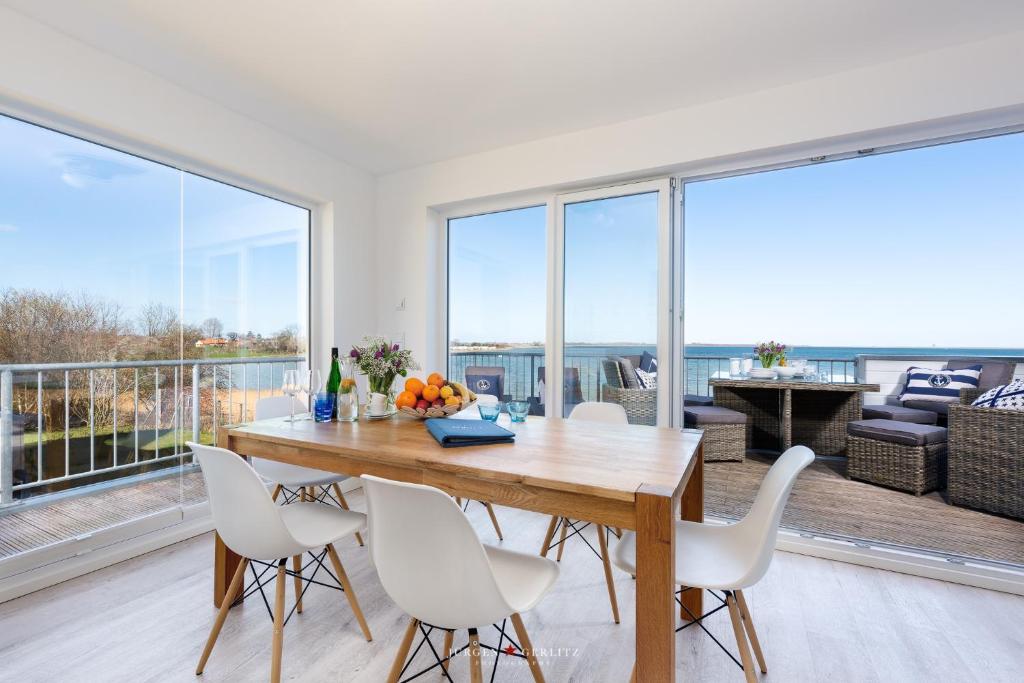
[552,178,675,425]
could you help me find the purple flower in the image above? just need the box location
[349,348,359,358]
[392,343,400,352]
[374,350,383,359]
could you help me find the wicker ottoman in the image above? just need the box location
[846,419,948,496]
[684,407,747,462]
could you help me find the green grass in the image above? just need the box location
[23,426,215,450]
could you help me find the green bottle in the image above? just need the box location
[327,347,341,418]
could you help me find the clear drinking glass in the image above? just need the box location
[508,400,529,423]
[282,369,300,422]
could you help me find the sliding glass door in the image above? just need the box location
[554,181,674,423]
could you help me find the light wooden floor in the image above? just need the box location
[0,492,1021,682]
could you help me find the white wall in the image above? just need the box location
[375,30,1024,371]
[0,7,377,370]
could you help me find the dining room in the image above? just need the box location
[3,2,1024,682]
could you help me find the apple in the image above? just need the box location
[432,398,444,408]
[415,399,430,411]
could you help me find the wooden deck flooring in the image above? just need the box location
[0,470,207,559]
[706,453,1024,566]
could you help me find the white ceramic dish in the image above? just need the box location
[774,366,800,379]
[747,368,777,379]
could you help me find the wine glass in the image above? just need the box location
[303,369,322,420]
[282,369,300,422]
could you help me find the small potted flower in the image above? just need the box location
[754,341,786,369]
[350,337,419,417]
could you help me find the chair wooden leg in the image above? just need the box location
[629,661,637,683]
[596,525,621,624]
[736,590,767,673]
[539,516,559,557]
[306,485,316,501]
[196,557,249,674]
[271,484,283,502]
[510,613,545,682]
[291,554,304,614]
[483,502,504,541]
[387,618,420,683]
[468,628,483,683]
[271,560,287,683]
[326,544,372,641]
[300,487,308,502]
[442,629,455,674]
[726,592,757,683]
[331,482,365,546]
[555,518,569,561]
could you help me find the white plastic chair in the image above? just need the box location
[190,442,372,683]
[362,474,558,682]
[613,445,815,683]
[253,396,363,546]
[537,401,628,623]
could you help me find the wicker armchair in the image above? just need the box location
[600,359,656,426]
[948,393,1024,520]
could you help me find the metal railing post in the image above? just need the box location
[1,370,13,505]
[192,364,201,444]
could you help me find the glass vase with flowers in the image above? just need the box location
[350,336,419,417]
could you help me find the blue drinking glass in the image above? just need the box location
[478,402,501,421]
[314,393,335,422]
[508,400,529,423]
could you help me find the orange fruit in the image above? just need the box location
[404,377,425,398]
[439,385,454,399]
[395,391,417,410]
[422,384,440,402]
[427,372,445,388]
[444,396,461,407]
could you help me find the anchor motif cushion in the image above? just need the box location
[971,378,1024,411]
[899,365,982,404]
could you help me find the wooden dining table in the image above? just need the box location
[215,414,705,682]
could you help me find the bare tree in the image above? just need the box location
[137,302,179,338]
[201,317,224,338]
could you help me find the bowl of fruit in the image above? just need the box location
[395,372,477,419]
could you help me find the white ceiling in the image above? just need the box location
[6,0,1024,174]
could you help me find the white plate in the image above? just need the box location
[747,368,777,379]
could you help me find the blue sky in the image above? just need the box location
[0,114,308,336]
[450,132,1024,348]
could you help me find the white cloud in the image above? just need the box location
[0,224,18,233]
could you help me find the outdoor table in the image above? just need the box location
[709,377,879,456]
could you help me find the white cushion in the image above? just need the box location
[971,378,1024,411]
[635,368,657,389]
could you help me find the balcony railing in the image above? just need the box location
[0,356,302,505]
[449,349,857,402]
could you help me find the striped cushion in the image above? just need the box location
[971,378,1024,411]
[899,365,982,405]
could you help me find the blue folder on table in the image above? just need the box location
[425,418,515,448]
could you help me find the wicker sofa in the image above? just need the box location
[601,358,656,426]
[948,393,1024,520]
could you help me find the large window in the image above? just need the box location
[684,130,1024,569]
[447,206,547,413]
[0,113,308,563]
